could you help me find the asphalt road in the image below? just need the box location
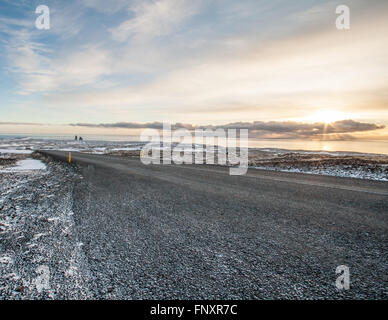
[41,150,388,299]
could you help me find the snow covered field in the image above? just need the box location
[248,149,388,181]
[0,136,387,182]
[0,136,144,156]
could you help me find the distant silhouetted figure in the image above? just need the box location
[75,135,78,140]
[79,136,83,141]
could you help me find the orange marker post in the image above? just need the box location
[68,152,71,163]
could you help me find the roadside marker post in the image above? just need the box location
[68,152,71,163]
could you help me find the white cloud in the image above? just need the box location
[286,1,337,24]
[17,47,113,94]
[82,0,129,14]
[49,4,85,39]
[0,17,33,28]
[40,9,388,126]
[3,0,388,128]
[110,0,200,42]
[0,6,113,94]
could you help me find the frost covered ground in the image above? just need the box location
[0,136,143,156]
[248,149,388,181]
[0,136,387,181]
[0,153,96,299]
[0,159,47,173]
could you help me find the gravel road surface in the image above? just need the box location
[39,151,388,299]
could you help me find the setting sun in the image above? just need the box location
[305,110,349,124]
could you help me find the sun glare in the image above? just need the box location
[306,110,348,124]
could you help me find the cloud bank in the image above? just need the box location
[70,120,385,139]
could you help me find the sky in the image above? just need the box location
[0,0,387,140]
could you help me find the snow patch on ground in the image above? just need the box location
[0,149,33,155]
[0,159,47,172]
[253,165,388,181]
[110,147,141,151]
[0,256,13,264]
